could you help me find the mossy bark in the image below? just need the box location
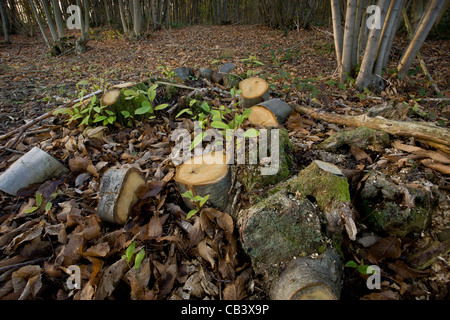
[318,126,390,152]
[239,128,295,192]
[357,172,436,237]
[237,160,351,297]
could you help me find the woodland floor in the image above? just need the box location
[0,25,449,301]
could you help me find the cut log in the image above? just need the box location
[239,77,270,108]
[174,152,231,212]
[239,128,295,192]
[249,99,292,126]
[0,147,68,196]
[97,167,146,225]
[100,90,121,106]
[174,67,194,82]
[198,68,214,81]
[270,248,343,300]
[211,62,235,83]
[291,103,450,152]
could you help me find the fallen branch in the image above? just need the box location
[290,103,450,151]
[0,90,103,142]
[155,81,197,91]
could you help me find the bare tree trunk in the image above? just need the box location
[410,0,424,32]
[373,0,404,77]
[41,0,58,42]
[133,0,142,36]
[340,0,357,83]
[118,0,129,34]
[52,0,65,38]
[355,0,388,91]
[83,0,90,36]
[29,0,51,48]
[397,0,446,80]
[0,0,10,43]
[331,0,343,69]
[104,0,111,25]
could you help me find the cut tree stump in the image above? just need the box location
[174,67,194,82]
[239,128,295,192]
[356,171,436,237]
[0,147,68,196]
[239,77,270,108]
[97,167,146,225]
[174,152,231,212]
[211,62,235,83]
[100,90,121,106]
[237,160,353,298]
[249,99,292,126]
[270,247,343,300]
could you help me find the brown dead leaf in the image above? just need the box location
[11,265,42,300]
[198,239,217,269]
[95,258,128,300]
[82,242,110,258]
[4,224,43,255]
[368,237,402,263]
[223,268,251,300]
[387,260,430,279]
[421,159,450,175]
[203,208,234,240]
[153,260,177,299]
[350,145,372,163]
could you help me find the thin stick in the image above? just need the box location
[155,81,197,91]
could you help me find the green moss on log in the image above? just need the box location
[240,128,295,192]
[318,126,390,152]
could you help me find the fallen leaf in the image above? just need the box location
[198,239,217,268]
[368,237,402,263]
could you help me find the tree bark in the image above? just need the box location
[340,0,357,83]
[355,0,388,90]
[0,0,10,43]
[133,0,142,37]
[29,0,51,48]
[331,0,343,69]
[41,0,58,42]
[52,0,65,38]
[374,0,404,78]
[118,0,129,34]
[397,0,446,80]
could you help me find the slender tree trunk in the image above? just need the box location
[29,0,51,48]
[0,0,10,43]
[52,0,65,38]
[374,0,404,77]
[41,0,58,42]
[397,0,446,80]
[104,0,111,25]
[410,0,424,32]
[331,0,343,70]
[118,0,129,33]
[340,0,357,83]
[83,0,90,36]
[133,0,142,36]
[355,0,388,91]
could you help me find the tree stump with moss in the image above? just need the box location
[356,171,435,237]
[174,152,231,212]
[237,160,355,298]
[239,77,270,109]
[238,128,295,192]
